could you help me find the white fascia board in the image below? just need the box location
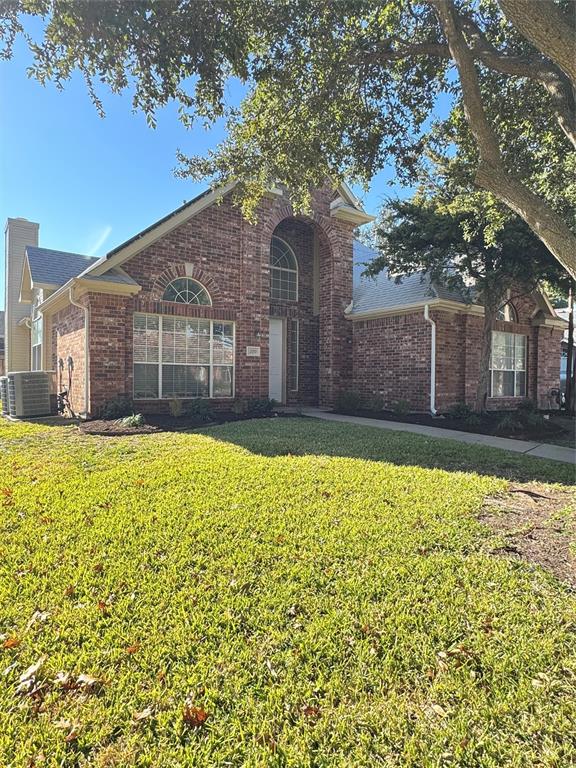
[76,277,142,296]
[346,298,483,321]
[330,203,375,225]
[83,181,238,278]
[338,181,363,209]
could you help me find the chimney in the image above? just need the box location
[4,218,39,373]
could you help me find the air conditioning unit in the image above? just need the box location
[0,377,8,416]
[7,371,54,418]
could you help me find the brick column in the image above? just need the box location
[318,223,354,407]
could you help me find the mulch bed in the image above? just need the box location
[480,483,576,588]
[334,408,575,447]
[78,411,300,436]
[79,420,162,436]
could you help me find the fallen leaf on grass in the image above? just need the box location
[422,702,448,719]
[76,673,101,692]
[182,704,209,729]
[26,611,49,631]
[97,600,109,616]
[20,656,46,683]
[53,671,102,694]
[64,585,76,597]
[302,705,321,719]
[132,706,154,723]
[125,642,140,654]
[54,719,81,743]
[2,635,21,649]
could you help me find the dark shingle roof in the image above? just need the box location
[25,246,99,287]
[352,241,470,315]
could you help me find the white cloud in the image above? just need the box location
[87,225,112,257]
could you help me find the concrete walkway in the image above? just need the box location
[300,408,576,466]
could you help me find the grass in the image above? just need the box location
[0,417,574,767]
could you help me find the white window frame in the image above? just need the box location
[490,331,527,398]
[496,303,518,323]
[270,236,298,302]
[133,313,235,399]
[162,277,212,306]
[31,291,43,371]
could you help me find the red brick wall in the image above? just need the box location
[50,301,87,415]
[352,311,432,411]
[78,188,356,415]
[351,296,563,414]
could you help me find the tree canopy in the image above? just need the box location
[1,0,574,274]
[369,194,566,409]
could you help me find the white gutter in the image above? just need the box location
[68,284,90,418]
[424,304,437,415]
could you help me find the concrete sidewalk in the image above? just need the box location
[300,409,576,466]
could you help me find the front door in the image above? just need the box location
[268,318,285,403]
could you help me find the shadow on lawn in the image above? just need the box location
[200,417,575,487]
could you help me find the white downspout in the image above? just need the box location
[424,304,437,415]
[68,284,90,418]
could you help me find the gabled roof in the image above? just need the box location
[351,241,470,315]
[82,181,372,278]
[25,246,99,288]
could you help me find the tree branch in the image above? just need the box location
[498,0,576,86]
[458,14,576,148]
[430,0,576,278]
[364,22,576,148]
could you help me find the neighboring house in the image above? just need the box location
[0,310,4,376]
[4,184,566,417]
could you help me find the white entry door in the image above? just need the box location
[268,318,285,404]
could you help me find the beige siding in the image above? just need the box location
[4,218,38,372]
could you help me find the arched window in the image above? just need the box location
[496,303,517,323]
[163,278,211,305]
[270,236,298,301]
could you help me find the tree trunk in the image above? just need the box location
[498,0,576,86]
[475,162,576,278]
[565,281,574,414]
[475,296,500,412]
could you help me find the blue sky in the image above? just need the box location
[0,27,416,310]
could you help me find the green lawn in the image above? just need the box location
[0,417,574,767]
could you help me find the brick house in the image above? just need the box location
[5,183,565,417]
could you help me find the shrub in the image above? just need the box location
[247,397,274,417]
[392,399,411,417]
[516,399,537,416]
[168,398,184,418]
[496,413,524,435]
[185,399,214,422]
[231,398,274,418]
[118,413,145,427]
[465,413,482,429]
[334,391,365,412]
[364,394,385,412]
[100,396,134,420]
[447,402,473,419]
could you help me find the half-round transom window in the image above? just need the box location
[496,303,517,323]
[270,236,298,301]
[163,278,212,305]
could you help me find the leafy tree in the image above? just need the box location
[367,196,566,411]
[1,0,574,275]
